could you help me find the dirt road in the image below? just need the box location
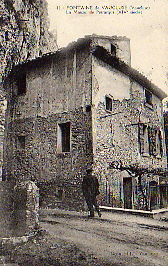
[40,209,168,266]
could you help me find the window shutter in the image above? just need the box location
[138,123,144,154]
[153,128,157,155]
[148,127,152,155]
[158,130,163,156]
[148,127,156,155]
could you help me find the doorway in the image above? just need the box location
[123,177,132,209]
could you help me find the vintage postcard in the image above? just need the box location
[1,0,167,265]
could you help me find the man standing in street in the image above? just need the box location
[82,168,102,218]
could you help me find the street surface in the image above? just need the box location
[40,209,168,266]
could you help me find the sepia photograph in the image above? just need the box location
[0,0,168,265]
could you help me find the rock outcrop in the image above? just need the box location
[0,0,57,81]
[0,0,57,176]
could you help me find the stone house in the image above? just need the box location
[3,35,167,210]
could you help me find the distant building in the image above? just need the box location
[3,35,167,210]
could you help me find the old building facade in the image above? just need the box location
[3,35,167,210]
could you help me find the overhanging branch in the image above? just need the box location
[108,161,168,177]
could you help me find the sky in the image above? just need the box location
[46,0,168,95]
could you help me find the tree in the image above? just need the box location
[109,160,168,210]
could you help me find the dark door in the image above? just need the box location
[123,177,132,209]
[160,185,168,208]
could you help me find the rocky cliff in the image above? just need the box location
[0,0,57,176]
[0,0,57,81]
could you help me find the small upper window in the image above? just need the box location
[145,89,152,106]
[105,96,112,111]
[5,31,9,41]
[55,187,64,199]
[17,74,26,95]
[111,44,116,57]
[86,105,91,112]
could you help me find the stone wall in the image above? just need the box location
[4,45,91,120]
[92,57,131,104]
[4,109,93,210]
[3,44,93,210]
[92,55,167,209]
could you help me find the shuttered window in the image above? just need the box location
[139,123,162,156]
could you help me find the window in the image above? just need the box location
[145,89,152,106]
[5,31,9,41]
[2,168,7,181]
[16,74,26,95]
[85,105,91,112]
[16,135,26,150]
[111,44,116,57]
[139,124,162,157]
[57,122,71,152]
[105,96,112,111]
[55,187,64,199]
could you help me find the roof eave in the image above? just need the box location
[8,37,92,76]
